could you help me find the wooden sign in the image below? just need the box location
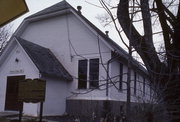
[0,0,28,27]
[18,79,46,103]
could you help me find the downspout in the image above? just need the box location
[106,60,110,97]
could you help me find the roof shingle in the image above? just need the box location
[16,37,73,81]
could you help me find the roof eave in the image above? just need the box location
[41,72,73,81]
[25,9,71,22]
[15,9,72,37]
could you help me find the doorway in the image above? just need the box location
[5,75,25,111]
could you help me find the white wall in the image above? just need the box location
[110,60,127,101]
[42,77,68,116]
[110,59,151,103]
[21,13,111,75]
[14,10,151,110]
[0,41,40,116]
[20,13,112,100]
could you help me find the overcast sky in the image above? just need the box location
[11,0,123,48]
[13,0,103,28]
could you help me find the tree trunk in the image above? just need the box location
[117,0,180,121]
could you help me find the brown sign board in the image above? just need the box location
[18,79,46,103]
[0,0,28,27]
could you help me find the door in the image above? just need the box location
[5,75,25,111]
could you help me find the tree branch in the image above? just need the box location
[117,0,164,78]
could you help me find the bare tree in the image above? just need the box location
[0,25,12,51]
[117,0,180,121]
[90,0,179,121]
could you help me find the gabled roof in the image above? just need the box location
[16,37,73,81]
[26,1,71,19]
[24,1,128,57]
[20,1,147,75]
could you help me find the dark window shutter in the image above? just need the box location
[119,63,123,91]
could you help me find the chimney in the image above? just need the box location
[105,31,109,37]
[77,6,82,14]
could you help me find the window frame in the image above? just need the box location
[78,58,99,89]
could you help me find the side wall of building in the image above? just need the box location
[20,13,112,100]
[110,59,151,102]
[14,11,151,117]
[42,77,69,116]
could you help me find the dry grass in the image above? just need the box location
[0,117,10,122]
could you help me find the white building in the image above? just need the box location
[0,1,151,117]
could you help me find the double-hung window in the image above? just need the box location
[78,59,88,89]
[134,71,137,95]
[78,58,99,89]
[143,77,146,96]
[89,59,99,88]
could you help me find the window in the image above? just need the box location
[89,59,99,88]
[78,60,88,89]
[119,63,123,91]
[134,71,137,95]
[150,82,152,98]
[143,77,145,96]
[78,58,99,89]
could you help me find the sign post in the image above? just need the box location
[19,105,23,122]
[39,102,44,122]
[18,79,46,122]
